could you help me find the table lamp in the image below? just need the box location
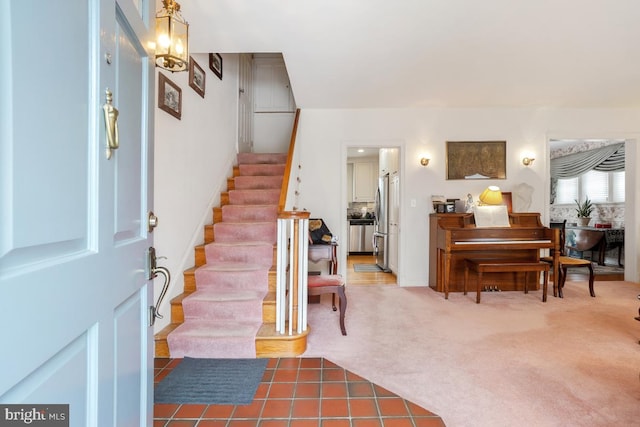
[479,186,503,205]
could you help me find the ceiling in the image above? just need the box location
[347,147,379,159]
[182,0,640,109]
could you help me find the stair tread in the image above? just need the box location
[155,323,180,340]
[213,221,276,227]
[185,289,267,302]
[237,153,287,165]
[229,188,280,192]
[171,320,261,338]
[205,241,274,248]
[263,291,276,302]
[221,205,278,210]
[197,261,272,272]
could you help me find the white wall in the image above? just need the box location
[253,112,295,152]
[153,53,239,332]
[294,108,640,286]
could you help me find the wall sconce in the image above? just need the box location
[420,157,430,166]
[522,156,535,166]
[479,186,503,205]
[155,0,189,72]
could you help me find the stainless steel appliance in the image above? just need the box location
[349,219,375,253]
[374,173,390,271]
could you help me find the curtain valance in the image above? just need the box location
[550,143,625,179]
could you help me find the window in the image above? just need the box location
[582,171,608,203]
[612,171,625,202]
[555,170,625,204]
[555,177,577,204]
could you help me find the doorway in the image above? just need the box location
[346,146,399,285]
[548,139,626,281]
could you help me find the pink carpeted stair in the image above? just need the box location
[166,153,286,358]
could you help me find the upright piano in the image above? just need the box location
[429,213,559,293]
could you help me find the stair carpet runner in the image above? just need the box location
[166,153,286,358]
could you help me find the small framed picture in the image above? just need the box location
[188,56,205,98]
[158,73,182,120]
[209,53,223,80]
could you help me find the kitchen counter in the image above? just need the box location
[348,220,375,253]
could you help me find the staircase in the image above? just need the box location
[154,152,308,358]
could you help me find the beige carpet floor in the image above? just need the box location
[304,280,640,427]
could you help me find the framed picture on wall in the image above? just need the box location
[158,73,182,120]
[188,56,206,98]
[209,53,223,80]
[446,140,507,180]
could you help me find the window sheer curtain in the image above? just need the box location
[550,143,625,203]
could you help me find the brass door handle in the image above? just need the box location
[103,88,119,159]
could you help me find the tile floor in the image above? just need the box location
[154,357,445,427]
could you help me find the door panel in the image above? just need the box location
[0,1,154,425]
[114,291,145,425]
[1,333,92,420]
[1,0,91,271]
[114,11,146,242]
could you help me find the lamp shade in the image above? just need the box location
[156,0,189,72]
[479,186,503,205]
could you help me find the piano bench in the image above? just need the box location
[463,259,550,304]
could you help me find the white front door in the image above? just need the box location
[0,0,155,425]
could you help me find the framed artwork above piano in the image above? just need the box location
[445,140,507,180]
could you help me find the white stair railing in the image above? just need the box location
[276,211,309,335]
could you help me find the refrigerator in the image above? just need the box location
[374,173,390,271]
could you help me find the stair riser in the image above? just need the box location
[195,269,269,291]
[228,189,280,205]
[238,164,285,176]
[205,243,273,266]
[233,175,283,190]
[237,153,287,165]
[226,177,235,190]
[195,245,206,267]
[262,300,275,323]
[221,205,278,222]
[168,336,257,359]
[205,224,215,243]
[268,270,277,292]
[213,223,277,243]
[183,299,263,322]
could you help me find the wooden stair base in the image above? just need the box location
[154,323,179,358]
[154,322,308,358]
[255,324,309,358]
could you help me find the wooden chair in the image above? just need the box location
[307,274,347,335]
[542,220,595,298]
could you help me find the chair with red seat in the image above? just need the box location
[307,274,347,335]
